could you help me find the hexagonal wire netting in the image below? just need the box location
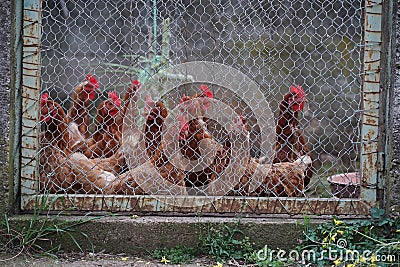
[37,0,366,213]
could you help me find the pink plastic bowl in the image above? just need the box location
[327,172,361,198]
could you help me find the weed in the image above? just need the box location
[200,224,254,261]
[0,194,98,260]
[149,216,256,264]
[298,208,400,266]
[199,218,255,263]
[152,245,197,264]
[147,209,399,266]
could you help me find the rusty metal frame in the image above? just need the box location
[359,0,383,204]
[18,0,388,216]
[22,195,371,216]
[19,0,42,210]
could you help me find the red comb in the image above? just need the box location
[108,91,121,107]
[179,94,191,104]
[41,93,49,105]
[290,85,306,98]
[132,80,140,87]
[178,115,189,140]
[86,74,99,89]
[200,84,213,98]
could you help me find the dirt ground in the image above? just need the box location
[0,253,217,267]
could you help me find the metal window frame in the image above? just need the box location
[16,0,392,216]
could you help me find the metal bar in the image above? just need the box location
[20,0,42,211]
[360,0,383,203]
[22,194,372,216]
[9,0,24,214]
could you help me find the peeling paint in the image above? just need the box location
[20,0,42,211]
[360,0,382,204]
[21,195,372,216]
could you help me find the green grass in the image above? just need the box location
[199,223,255,262]
[0,194,98,259]
[296,208,400,267]
[148,210,400,267]
[152,245,197,264]
[150,217,256,265]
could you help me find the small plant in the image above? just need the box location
[149,216,256,264]
[148,210,400,266]
[199,219,255,263]
[251,251,299,267]
[152,245,197,264]
[0,194,97,259]
[297,208,400,266]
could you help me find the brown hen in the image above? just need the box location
[67,74,99,139]
[273,85,313,188]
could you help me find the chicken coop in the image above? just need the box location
[14,0,394,216]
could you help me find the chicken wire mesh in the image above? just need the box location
[20,0,381,215]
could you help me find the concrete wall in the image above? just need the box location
[0,0,11,214]
[390,6,400,213]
